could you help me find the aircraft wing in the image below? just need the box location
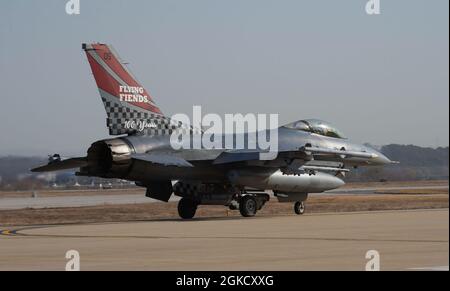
[213,150,261,165]
[213,149,352,175]
[213,148,304,165]
[31,157,88,172]
[31,152,193,173]
[213,146,377,165]
[131,153,194,167]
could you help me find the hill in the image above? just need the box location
[347,144,448,182]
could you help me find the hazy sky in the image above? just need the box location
[0,0,448,156]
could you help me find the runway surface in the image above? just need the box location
[326,185,449,194]
[0,209,448,271]
[0,185,447,210]
[0,194,158,210]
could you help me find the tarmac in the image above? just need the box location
[0,209,448,271]
[0,185,447,210]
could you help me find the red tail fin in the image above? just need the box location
[83,43,167,135]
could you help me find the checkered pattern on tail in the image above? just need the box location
[102,98,198,136]
[82,43,200,137]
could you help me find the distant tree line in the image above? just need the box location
[346,144,449,182]
[0,145,448,189]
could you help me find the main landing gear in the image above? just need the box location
[239,195,258,217]
[238,194,270,217]
[177,195,264,219]
[294,201,306,215]
[177,198,198,219]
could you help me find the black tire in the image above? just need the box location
[178,198,198,219]
[239,195,258,217]
[294,201,305,215]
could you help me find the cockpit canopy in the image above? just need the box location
[283,119,346,139]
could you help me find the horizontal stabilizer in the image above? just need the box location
[31,157,88,172]
[131,154,194,167]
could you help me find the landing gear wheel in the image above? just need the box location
[178,198,198,219]
[294,201,305,215]
[239,195,258,217]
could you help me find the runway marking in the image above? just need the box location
[0,229,18,236]
[2,226,447,244]
[408,266,449,271]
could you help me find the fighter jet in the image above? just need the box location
[32,43,394,219]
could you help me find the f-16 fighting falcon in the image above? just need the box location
[32,43,394,219]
